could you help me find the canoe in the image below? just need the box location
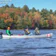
[2,33,53,39]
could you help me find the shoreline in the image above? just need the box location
[0,29,56,30]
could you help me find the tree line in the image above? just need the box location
[0,4,56,29]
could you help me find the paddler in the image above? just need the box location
[35,27,40,35]
[6,27,11,36]
[24,28,30,35]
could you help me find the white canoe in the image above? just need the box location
[2,33,53,39]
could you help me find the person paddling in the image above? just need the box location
[6,27,11,36]
[35,27,40,35]
[24,28,30,35]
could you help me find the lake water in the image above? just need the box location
[0,30,56,56]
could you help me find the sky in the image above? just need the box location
[0,0,56,11]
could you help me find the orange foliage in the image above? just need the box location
[0,13,9,19]
[4,18,13,23]
[34,12,41,21]
[50,14,56,24]
[28,12,33,19]
[15,9,21,15]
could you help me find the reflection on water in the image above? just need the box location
[0,30,56,56]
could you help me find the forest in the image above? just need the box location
[0,4,56,29]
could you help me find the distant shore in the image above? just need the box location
[0,28,56,30]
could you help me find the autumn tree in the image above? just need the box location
[54,10,56,16]
[22,5,29,12]
[10,4,15,8]
[3,4,9,8]
[49,9,53,14]
[31,7,37,12]
[33,12,41,28]
[41,9,49,20]
[0,19,6,29]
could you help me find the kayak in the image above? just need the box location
[2,33,53,39]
